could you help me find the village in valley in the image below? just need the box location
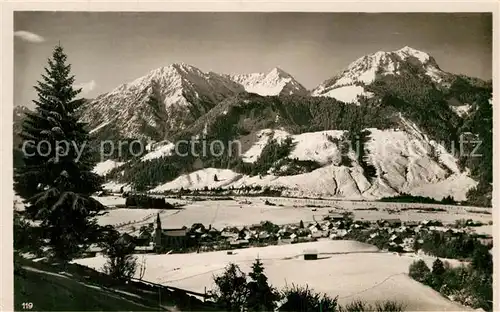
[79,193,493,258]
[45,189,490,311]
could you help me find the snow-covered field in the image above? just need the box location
[95,196,492,233]
[73,240,470,311]
[94,196,188,230]
[93,195,126,207]
[96,208,168,228]
[242,129,346,165]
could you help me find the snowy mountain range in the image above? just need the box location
[78,45,483,141]
[79,63,244,140]
[78,65,309,140]
[14,46,493,202]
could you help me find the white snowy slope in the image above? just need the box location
[150,119,476,201]
[242,129,346,165]
[141,141,175,161]
[93,159,125,176]
[227,67,308,96]
[102,181,132,193]
[241,129,291,163]
[312,46,448,103]
[315,85,374,105]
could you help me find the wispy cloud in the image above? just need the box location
[75,80,97,95]
[14,30,45,43]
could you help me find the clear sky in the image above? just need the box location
[14,12,492,107]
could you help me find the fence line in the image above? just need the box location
[129,277,209,300]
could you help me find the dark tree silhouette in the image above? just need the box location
[14,45,104,262]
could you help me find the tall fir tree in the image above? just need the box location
[210,263,249,312]
[246,258,280,311]
[14,45,104,262]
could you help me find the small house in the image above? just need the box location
[278,238,294,245]
[311,231,326,239]
[478,237,493,246]
[135,245,155,254]
[384,219,402,228]
[322,221,334,230]
[229,239,249,248]
[303,249,318,260]
[421,220,442,227]
[83,244,103,257]
[258,231,270,239]
[208,227,220,236]
[336,229,348,237]
[221,230,239,239]
[191,223,206,232]
[135,235,152,246]
[388,242,404,253]
[329,213,345,221]
[308,224,320,233]
[297,229,310,237]
[404,221,420,228]
[389,234,403,245]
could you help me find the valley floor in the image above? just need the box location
[93,195,492,235]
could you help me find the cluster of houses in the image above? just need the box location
[84,209,492,257]
[356,218,492,252]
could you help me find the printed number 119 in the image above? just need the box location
[22,302,33,310]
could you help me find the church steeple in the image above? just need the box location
[154,213,163,252]
[156,213,162,230]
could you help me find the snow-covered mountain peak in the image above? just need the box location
[81,63,245,139]
[228,68,308,96]
[312,46,447,102]
[166,62,205,75]
[139,63,205,84]
[342,46,437,81]
[105,63,244,102]
[395,46,431,63]
[268,67,291,78]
